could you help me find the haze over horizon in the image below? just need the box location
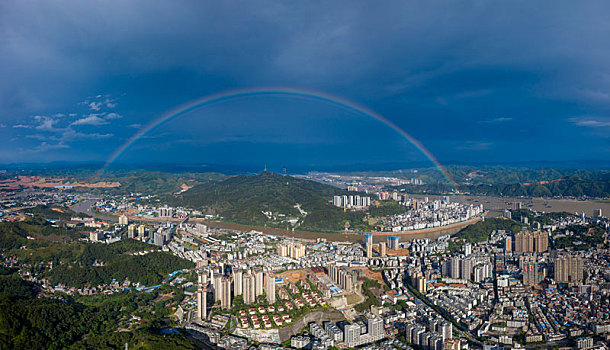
[1,1,610,168]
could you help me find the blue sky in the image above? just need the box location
[1,1,609,169]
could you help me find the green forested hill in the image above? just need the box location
[0,276,196,350]
[173,171,369,230]
[453,217,525,243]
[0,219,193,288]
[33,240,192,288]
[0,218,81,249]
[95,171,227,195]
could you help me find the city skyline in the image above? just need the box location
[1,2,609,350]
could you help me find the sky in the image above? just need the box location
[1,1,609,170]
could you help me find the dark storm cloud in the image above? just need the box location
[0,1,609,164]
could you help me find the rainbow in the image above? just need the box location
[98,87,458,187]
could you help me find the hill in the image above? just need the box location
[0,276,196,349]
[21,205,88,221]
[0,219,194,288]
[448,217,525,252]
[172,171,372,231]
[94,170,227,195]
[453,217,525,244]
[390,175,610,198]
[363,166,610,185]
[0,218,83,249]
[27,239,193,288]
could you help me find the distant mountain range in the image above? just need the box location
[2,163,608,200]
[2,159,610,174]
[390,175,610,198]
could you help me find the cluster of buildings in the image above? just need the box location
[510,229,549,253]
[295,172,424,194]
[379,197,484,232]
[331,195,372,209]
[126,223,172,246]
[405,319,453,350]
[341,316,385,347]
[327,264,357,292]
[194,263,277,321]
[4,179,610,350]
[276,241,306,259]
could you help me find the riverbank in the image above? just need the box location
[191,216,483,244]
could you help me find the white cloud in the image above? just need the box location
[128,123,142,129]
[61,129,112,140]
[25,134,49,140]
[456,141,492,150]
[27,129,112,142]
[88,101,102,111]
[33,142,70,152]
[13,124,31,128]
[105,112,122,120]
[569,117,610,127]
[34,115,63,132]
[0,123,6,128]
[71,114,108,126]
[478,117,512,124]
[104,98,117,108]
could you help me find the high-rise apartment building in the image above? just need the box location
[254,268,264,297]
[158,206,174,217]
[276,243,288,257]
[127,224,136,238]
[344,323,361,347]
[514,231,533,252]
[366,233,373,259]
[387,236,400,250]
[437,322,452,341]
[464,243,472,256]
[265,272,275,303]
[328,265,355,292]
[534,231,548,252]
[333,195,372,208]
[461,258,474,280]
[276,241,306,259]
[555,255,584,283]
[233,269,243,296]
[153,232,164,246]
[212,274,223,302]
[450,257,461,279]
[410,271,427,294]
[379,242,387,257]
[520,256,539,286]
[196,270,207,321]
[243,273,256,304]
[514,231,548,253]
[220,277,232,310]
[368,317,384,341]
